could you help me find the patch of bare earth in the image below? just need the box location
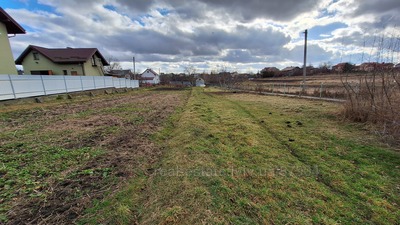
[4,91,188,224]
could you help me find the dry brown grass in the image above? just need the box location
[341,70,400,145]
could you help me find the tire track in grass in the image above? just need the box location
[204,91,351,199]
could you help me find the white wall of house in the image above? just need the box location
[196,78,205,87]
[0,23,18,74]
[141,69,160,84]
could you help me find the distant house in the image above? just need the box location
[106,69,134,79]
[280,66,301,76]
[359,62,378,72]
[332,62,354,73]
[0,7,25,74]
[261,67,280,77]
[15,45,109,76]
[195,78,205,87]
[140,68,160,84]
[359,62,394,72]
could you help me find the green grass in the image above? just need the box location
[0,88,189,223]
[84,87,400,224]
[2,87,399,224]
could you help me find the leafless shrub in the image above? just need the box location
[340,30,400,144]
[341,69,400,143]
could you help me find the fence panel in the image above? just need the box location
[81,76,95,91]
[42,75,68,95]
[0,74,139,101]
[65,76,84,92]
[105,77,114,88]
[10,75,46,99]
[0,75,15,100]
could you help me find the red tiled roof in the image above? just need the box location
[15,45,109,65]
[0,7,25,34]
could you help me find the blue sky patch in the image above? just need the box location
[2,0,57,14]
[157,8,170,16]
[103,4,117,12]
[309,22,348,40]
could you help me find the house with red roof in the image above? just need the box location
[15,45,109,76]
[0,7,25,74]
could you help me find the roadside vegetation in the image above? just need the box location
[1,87,399,224]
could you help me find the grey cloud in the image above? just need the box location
[100,30,191,55]
[190,25,290,55]
[193,0,320,21]
[354,0,400,15]
[282,44,335,65]
[95,23,290,63]
[102,0,320,22]
[112,0,157,14]
[134,54,184,63]
[160,0,320,22]
[221,49,261,63]
[353,0,400,29]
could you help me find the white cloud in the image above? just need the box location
[6,0,400,73]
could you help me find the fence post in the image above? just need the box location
[299,85,303,96]
[283,83,286,94]
[63,75,69,93]
[80,76,84,91]
[93,76,96,89]
[40,75,47,95]
[320,83,323,98]
[103,76,106,88]
[8,74,17,99]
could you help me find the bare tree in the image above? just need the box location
[184,64,197,76]
[104,56,122,74]
[183,64,197,86]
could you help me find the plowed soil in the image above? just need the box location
[0,88,189,224]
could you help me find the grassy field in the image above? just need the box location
[240,73,369,98]
[1,87,399,224]
[0,88,190,224]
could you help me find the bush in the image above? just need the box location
[341,70,400,144]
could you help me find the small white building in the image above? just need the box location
[196,78,205,87]
[140,68,160,85]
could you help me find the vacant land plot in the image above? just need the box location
[1,87,399,224]
[0,88,190,224]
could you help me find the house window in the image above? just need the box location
[63,70,68,75]
[31,70,51,75]
[91,56,97,66]
[71,71,78,76]
[33,52,39,60]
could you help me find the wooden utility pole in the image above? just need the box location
[133,56,136,80]
[302,29,308,93]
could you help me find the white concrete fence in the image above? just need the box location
[0,74,139,101]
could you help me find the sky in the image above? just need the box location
[2,0,400,74]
